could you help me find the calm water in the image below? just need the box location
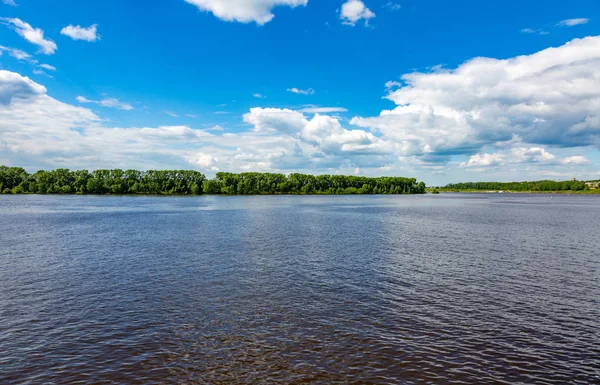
[1,194,599,384]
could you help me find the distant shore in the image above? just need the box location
[431,179,600,195]
[0,166,426,196]
[428,189,600,195]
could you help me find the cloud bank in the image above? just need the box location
[0,36,598,181]
[351,36,600,167]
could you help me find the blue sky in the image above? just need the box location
[0,0,599,184]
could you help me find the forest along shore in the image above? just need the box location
[0,166,426,195]
[432,180,600,194]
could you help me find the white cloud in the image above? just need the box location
[183,0,308,25]
[8,48,31,61]
[0,70,46,105]
[32,69,53,79]
[385,80,402,89]
[76,96,134,111]
[1,47,599,182]
[186,152,219,170]
[287,87,315,95]
[298,106,348,113]
[351,36,600,163]
[523,18,589,35]
[556,18,589,27]
[244,107,306,134]
[164,111,178,117]
[39,64,56,71]
[461,147,556,168]
[1,18,57,54]
[460,147,594,170]
[520,27,549,35]
[0,73,393,174]
[252,93,266,98]
[2,0,17,6]
[340,0,375,26]
[243,107,393,158]
[60,24,99,42]
[563,155,591,165]
[0,46,57,73]
[461,153,504,168]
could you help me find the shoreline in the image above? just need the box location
[431,190,600,195]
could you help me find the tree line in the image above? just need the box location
[442,180,591,192]
[0,166,426,195]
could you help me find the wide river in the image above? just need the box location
[0,194,598,384]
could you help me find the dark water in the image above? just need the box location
[1,194,599,384]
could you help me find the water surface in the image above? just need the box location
[1,194,598,384]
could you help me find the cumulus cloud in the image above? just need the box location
[287,87,314,95]
[183,0,307,25]
[461,147,592,170]
[556,18,589,27]
[186,152,219,170]
[60,24,99,42]
[562,155,591,165]
[461,153,504,168]
[2,0,17,6]
[0,70,395,174]
[351,36,600,163]
[0,70,46,105]
[1,18,57,54]
[243,107,393,158]
[461,147,556,168]
[340,0,375,26]
[76,96,134,111]
[244,107,306,134]
[1,35,599,181]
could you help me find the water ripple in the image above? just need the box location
[0,194,599,384]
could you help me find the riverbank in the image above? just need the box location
[0,166,426,196]
[429,189,600,195]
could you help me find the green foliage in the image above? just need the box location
[0,166,426,195]
[0,166,206,195]
[210,172,426,195]
[443,180,589,192]
[202,179,221,194]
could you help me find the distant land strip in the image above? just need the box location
[0,166,426,195]
[430,180,600,194]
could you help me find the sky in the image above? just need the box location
[0,0,599,185]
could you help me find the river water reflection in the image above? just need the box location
[1,194,598,383]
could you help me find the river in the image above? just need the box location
[1,194,598,383]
